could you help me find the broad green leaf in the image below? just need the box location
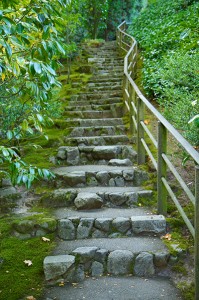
[34,62,42,74]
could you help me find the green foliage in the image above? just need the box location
[129,0,199,145]
[0,0,69,186]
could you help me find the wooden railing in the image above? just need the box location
[117,20,199,299]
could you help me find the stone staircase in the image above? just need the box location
[41,42,182,299]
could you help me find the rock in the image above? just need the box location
[1,178,12,187]
[43,255,75,281]
[92,229,108,238]
[108,159,132,166]
[154,252,169,267]
[38,218,57,232]
[112,217,131,233]
[58,219,75,240]
[91,261,104,277]
[67,265,85,282]
[95,249,109,264]
[0,187,17,197]
[134,252,155,277]
[133,169,149,186]
[92,146,120,159]
[62,171,86,187]
[40,189,77,208]
[109,178,115,187]
[12,220,34,234]
[72,247,98,263]
[86,176,98,186]
[67,147,80,165]
[96,171,110,185]
[123,170,134,181]
[122,146,137,161]
[95,218,112,232]
[57,149,66,160]
[125,192,138,206]
[131,215,166,234]
[74,193,103,210]
[109,193,126,206]
[107,250,134,275]
[77,218,94,239]
[115,176,125,187]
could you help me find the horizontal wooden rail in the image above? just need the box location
[116,21,199,300]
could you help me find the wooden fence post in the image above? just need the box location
[157,122,167,215]
[195,166,199,300]
[137,97,145,164]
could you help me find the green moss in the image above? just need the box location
[0,216,56,300]
[171,260,188,276]
[177,282,194,300]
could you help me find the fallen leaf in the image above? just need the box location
[59,281,65,287]
[24,260,33,266]
[161,233,172,241]
[72,283,78,286]
[42,237,50,242]
[144,119,150,125]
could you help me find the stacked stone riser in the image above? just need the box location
[67,125,126,138]
[68,98,122,106]
[43,247,171,284]
[12,215,165,240]
[40,188,153,208]
[57,145,137,166]
[70,92,122,101]
[53,168,148,189]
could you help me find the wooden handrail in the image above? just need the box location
[117,21,199,299]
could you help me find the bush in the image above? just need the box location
[128,0,199,145]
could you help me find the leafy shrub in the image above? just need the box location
[128,0,199,145]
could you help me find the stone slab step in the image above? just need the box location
[57,215,166,241]
[66,103,116,112]
[68,98,122,106]
[63,135,129,146]
[86,86,121,93]
[40,186,153,208]
[43,276,182,300]
[57,145,136,165]
[54,206,152,219]
[55,118,124,129]
[70,91,122,101]
[68,125,126,137]
[51,236,168,257]
[87,82,122,88]
[51,165,149,188]
[63,110,114,119]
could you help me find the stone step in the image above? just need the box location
[52,165,149,188]
[63,110,114,119]
[56,214,166,241]
[86,85,121,92]
[63,134,129,146]
[55,118,124,129]
[43,235,173,284]
[66,103,118,112]
[87,81,122,88]
[88,57,123,63]
[88,77,122,83]
[68,98,122,106]
[40,186,152,208]
[68,125,126,137]
[70,91,122,101]
[57,145,136,165]
[43,276,182,300]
